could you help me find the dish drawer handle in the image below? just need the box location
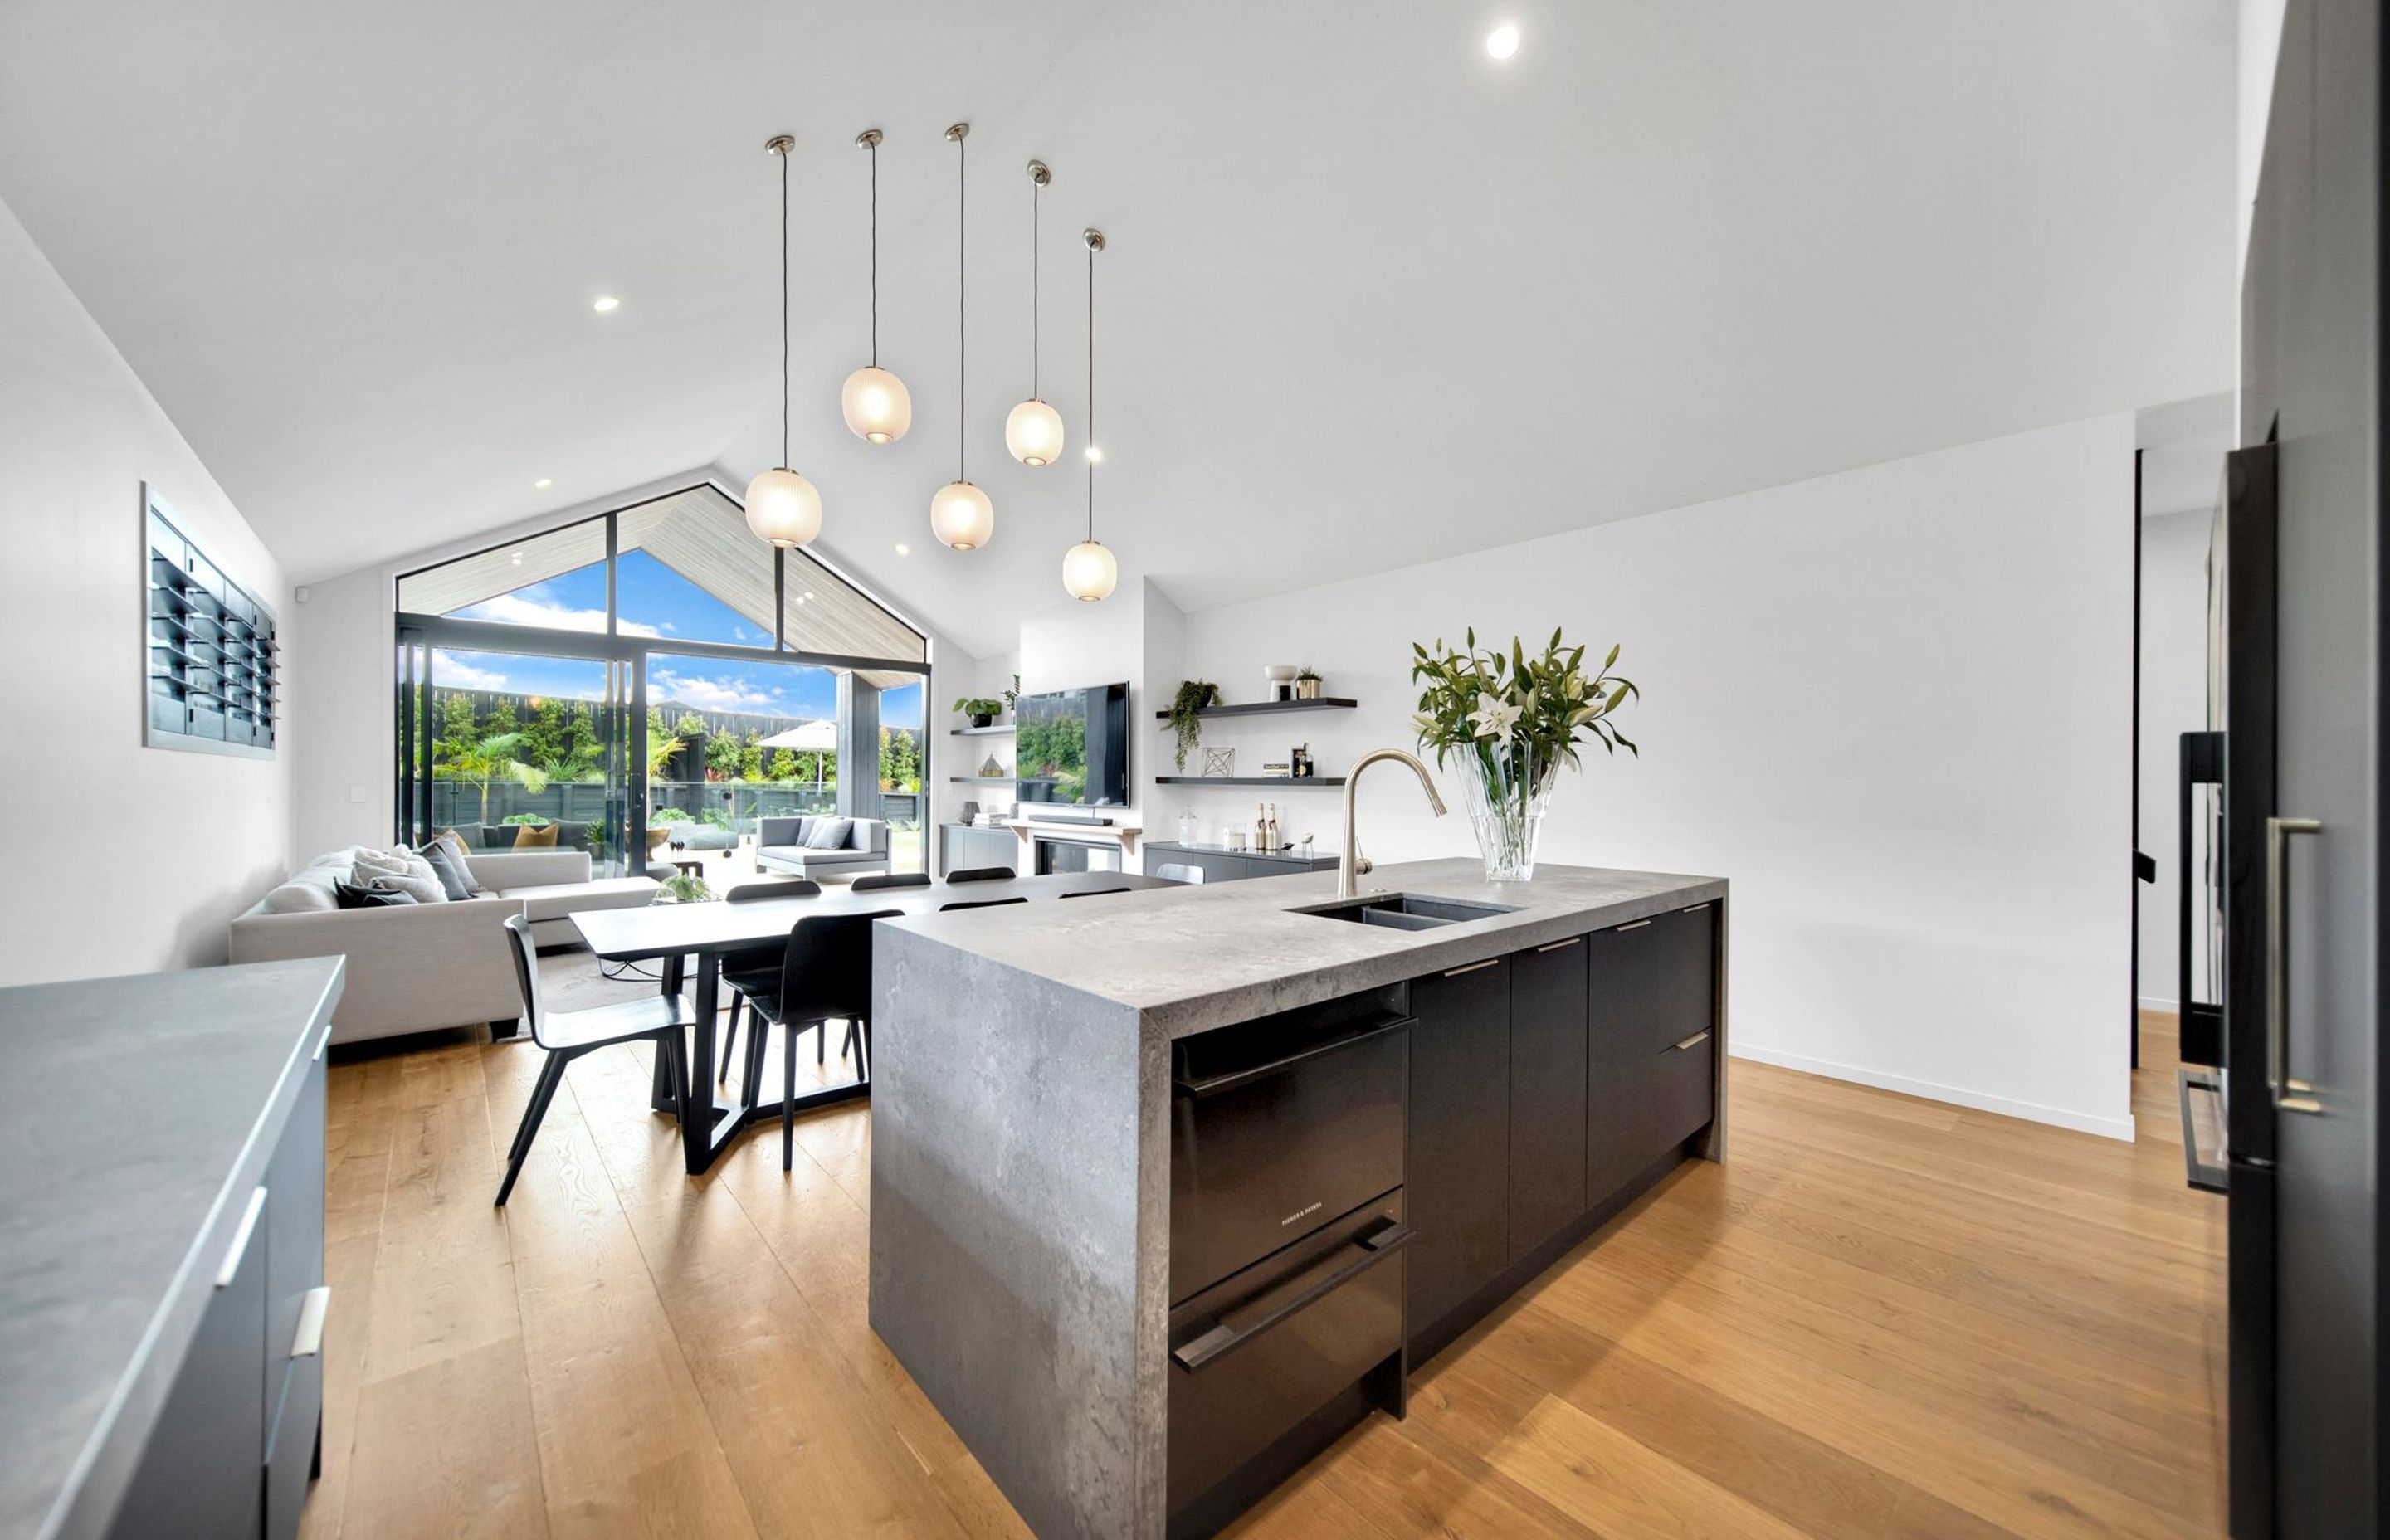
[1173,1016,1412,1099]
[291,1285,333,1358]
[1171,1225,1414,1375]
[1672,1031,1712,1052]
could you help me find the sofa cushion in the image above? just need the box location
[802,816,854,850]
[353,847,446,904]
[498,876,661,925]
[260,865,344,913]
[758,816,802,849]
[512,821,561,848]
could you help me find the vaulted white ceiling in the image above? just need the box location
[0,0,2236,658]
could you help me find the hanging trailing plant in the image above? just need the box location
[1168,680,1220,771]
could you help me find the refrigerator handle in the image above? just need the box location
[2266,815,2325,1114]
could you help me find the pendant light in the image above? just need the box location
[746,134,823,548]
[1061,228,1118,602]
[930,123,996,551]
[1004,159,1066,467]
[840,129,912,444]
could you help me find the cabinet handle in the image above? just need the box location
[1672,1031,1712,1052]
[1441,958,1500,978]
[1534,938,1582,953]
[1613,919,1652,933]
[216,1186,266,1288]
[2266,816,2325,1114]
[291,1284,332,1358]
[1682,903,1710,914]
[1171,1225,1414,1374]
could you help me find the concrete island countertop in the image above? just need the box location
[878,855,1726,1039]
[869,860,1726,1540]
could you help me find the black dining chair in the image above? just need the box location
[939,895,1031,913]
[733,909,900,1169]
[1059,885,1132,899]
[945,865,1016,883]
[852,871,932,892]
[719,880,822,1083]
[495,914,695,1206]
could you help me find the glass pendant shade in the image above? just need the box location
[1006,397,1065,466]
[1061,539,1117,602]
[744,467,822,548]
[930,480,996,551]
[841,366,912,443]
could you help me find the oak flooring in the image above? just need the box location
[304,1001,2224,1539]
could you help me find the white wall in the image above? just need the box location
[0,192,292,982]
[1175,414,2138,1138]
[2137,509,2216,1008]
[288,473,982,864]
[2239,0,2288,274]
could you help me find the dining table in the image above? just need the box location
[572,870,1171,1174]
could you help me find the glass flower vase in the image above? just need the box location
[1456,742,1556,883]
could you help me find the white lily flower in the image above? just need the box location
[1468,691,1522,739]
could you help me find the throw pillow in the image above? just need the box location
[334,880,419,909]
[430,828,475,867]
[351,850,445,904]
[801,816,853,850]
[513,821,560,848]
[415,838,476,901]
[793,815,820,846]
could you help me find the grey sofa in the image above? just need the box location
[756,815,890,880]
[227,846,660,1044]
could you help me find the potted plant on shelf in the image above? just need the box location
[1003,673,1020,714]
[1168,680,1221,771]
[1411,627,1639,882]
[954,695,1005,729]
[1294,665,1324,700]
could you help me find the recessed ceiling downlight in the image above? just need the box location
[534,477,554,490]
[592,295,621,313]
[1485,22,1520,60]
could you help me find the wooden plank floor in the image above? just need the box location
[304,1005,2225,1540]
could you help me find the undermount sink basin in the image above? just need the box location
[1295,893,1520,931]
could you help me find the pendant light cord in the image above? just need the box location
[778,143,790,470]
[957,133,968,481]
[946,134,956,478]
[868,136,880,367]
[1085,237,1095,542]
[1032,178,1041,398]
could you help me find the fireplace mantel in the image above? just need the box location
[999,818,1142,856]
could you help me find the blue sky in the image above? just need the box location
[435,553,924,728]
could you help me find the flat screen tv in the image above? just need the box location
[1015,682,1130,808]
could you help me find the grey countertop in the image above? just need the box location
[0,958,344,1540]
[882,858,1724,1038]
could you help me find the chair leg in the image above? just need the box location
[783,1018,801,1172]
[719,995,742,1085]
[848,1019,868,1079]
[818,1016,827,1065]
[497,1052,569,1206]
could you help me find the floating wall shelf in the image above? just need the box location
[949,724,1016,736]
[1152,776,1347,788]
[1154,697,1357,721]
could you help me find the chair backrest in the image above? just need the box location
[778,909,903,1025]
[945,865,1016,884]
[726,878,822,902]
[939,895,1031,913]
[500,914,549,1045]
[1154,862,1204,884]
[1059,885,1132,899]
[852,871,932,892]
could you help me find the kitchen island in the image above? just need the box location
[869,858,1725,1540]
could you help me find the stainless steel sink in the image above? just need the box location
[1295,893,1520,931]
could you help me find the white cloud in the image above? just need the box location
[651,670,777,713]
[433,651,510,690]
[455,589,661,637]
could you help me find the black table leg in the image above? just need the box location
[650,953,685,1113]
[681,953,720,1174]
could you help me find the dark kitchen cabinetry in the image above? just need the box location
[1403,956,1512,1349]
[1508,936,1589,1261]
[1587,903,1719,1206]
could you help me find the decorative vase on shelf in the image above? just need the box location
[1454,742,1558,883]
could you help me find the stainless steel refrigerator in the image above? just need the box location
[2212,0,2385,1529]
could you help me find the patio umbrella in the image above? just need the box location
[758,719,838,751]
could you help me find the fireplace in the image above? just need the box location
[1035,835,1124,876]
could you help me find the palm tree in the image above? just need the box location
[437,731,550,825]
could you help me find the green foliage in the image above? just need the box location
[953,696,1003,719]
[738,734,764,782]
[1410,629,1641,797]
[433,731,550,826]
[704,734,743,781]
[1018,711,1087,801]
[1167,680,1219,772]
[879,727,920,792]
[652,808,693,823]
[768,748,800,782]
[656,870,714,904]
[500,813,551,826]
